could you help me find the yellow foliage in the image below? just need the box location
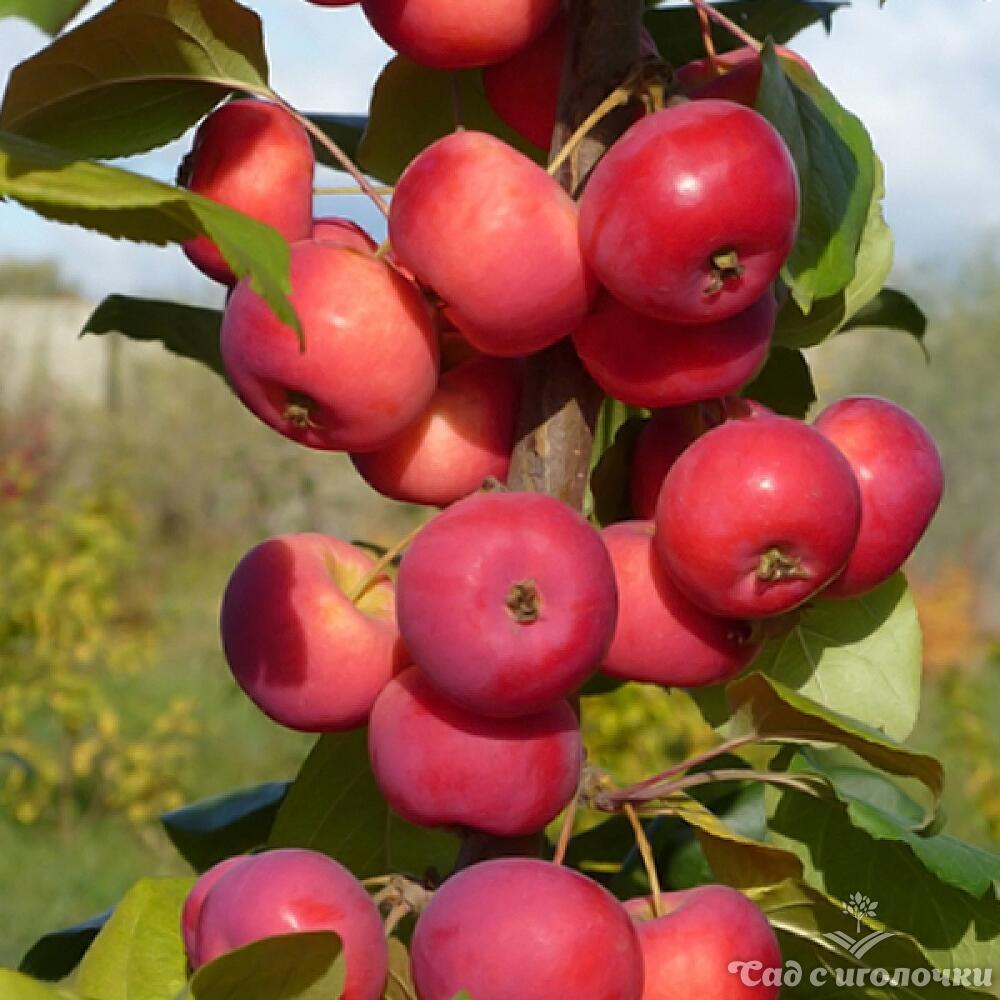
[0,486,199,826]
[911,564,981,674]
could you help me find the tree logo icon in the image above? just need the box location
[824,892,896,959]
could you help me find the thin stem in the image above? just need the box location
[687,0,762,52]
[623,803,663,918]
[620,768,827,804]
[362,875,396,889]
[314,184,394,196]
[384,901,409,938]
[552,795,580,866]
[696,3,720,69]
[375,238,392,260]
[547,84,632,177]
[348,520,425,604]
[449,73,465,131]
[388,967,418,1000]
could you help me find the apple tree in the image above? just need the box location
[1,0,998,998]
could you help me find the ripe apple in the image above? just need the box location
[572,290,775,407]
[351,353,522,506]
[625,885,781,1000]
[180,100,314,286]
[411,859,644,1000]
[601,521,759,687]
[578,101,798,324]
[181,857,246,968]
[221,240,439,451]
[369,667,581,837]
[361,0,561,69]
[220,533,406,732]
[189,849,388,1000]
[678,44,813,106]
[655,416,862,618]
[395,491,618,717]
[814,396,944,598]
[631,400,773,519]
[388,131,595,356]
[313,216,377,252]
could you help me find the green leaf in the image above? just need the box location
[756,44,875,313]
[0,0,268,158]
[741,346,817,417]
[797,751,1000,899]
[307,113,367,169]
[187,931,344,1000]
[357,56,543,184]
[768,790,1000,984]
[750,879,993,999]
[76,877,193,1000]
[0,130,297,330]
[19,909,110,982]
[840,289,928,352]
[82,295,227,383]
[0,0,89,34]
[384,939,417,1000]
[160,781,289,873]
[644,1,846,68]
[749,573,923,741]
[268,729,458,881]
[726,673,944,810]
[588,402,645,526]
[0,970,84,1000]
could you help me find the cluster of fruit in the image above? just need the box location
[182,850,782,1000]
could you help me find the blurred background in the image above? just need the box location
[1,0,998,967]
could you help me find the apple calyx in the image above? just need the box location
[705,248,745,296]
[283,391,319,429]
[756,547,810,583]
[506,579,541,623]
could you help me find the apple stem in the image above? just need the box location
[687,0,763,53]
[551,789,581,866]
[546,85,633,179]
[695,2,721,72]
[348,520,426,604]
[313,184,394,196]
[624,768,828,804]
[623,803,664,917]
[375,238,392,259]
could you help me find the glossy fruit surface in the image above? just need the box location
[389,131,594,356]
[579,101,798,324]
[814,396,943,598]
[411,859,644,1000]
[573,290,775,407]
[362,0,561,69]
[181,100,314,286]
[181,857,247,968]
[220,534,404,731]
[655,416,861,617]
[396,491,618,716]
[351,354,521,506]
[625,885,781,1000]
[678,44,813,105]
[369,668,581,836]
[312,216,377,252]
[191,849,388,1000]
[221,240,439,451]
[601,521,759,687]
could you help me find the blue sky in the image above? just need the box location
[0,0,997,301]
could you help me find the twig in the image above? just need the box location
[687,0,762,52]
[696,2,720,69]
[623,803,663,917]
[552,794,580,866]
[347,520,425,604]
[314,185,394,196]
[547,85,632,177]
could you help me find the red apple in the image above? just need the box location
[312,216,377,252]
[396,491,618,716]
[814,396,944,598]
[678,45,813,106]
[351,354,521,506]
[388,131,595,356]
[655,417,861,618]
[190,849,388,1000]
[578,101,798,324]
[221,240,439,451]
[220,533,405,732]
[601,521,759,687]
[572,290,775,407]
[181,857,247,968]
[361,0,561,70]
[180,100,314,286]
[411,859,644,1000]
[625,885,781,1000]
[369,667,581,837]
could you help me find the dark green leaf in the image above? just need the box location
[75,877,193,1000]
[756,44,875,313]
[18,910,110,982]
[0,130,297,330]
[840,288,928,353]
[160,781,289,873]
[307,113,367,169]
[0,0,268,158]
[749,573,923,741]
[269,729,457,881]
[82,295,227,383]
[0,0,89,34]
[188,931,344,1000]
[645,1,846,68]
[588,405,645,527]
[358,56,543,184]
[741,346,817,417]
